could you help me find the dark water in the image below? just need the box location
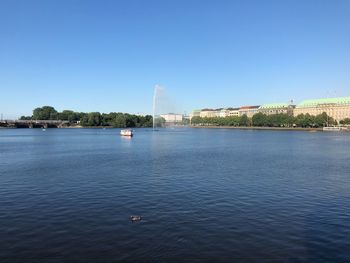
[1,128,350,263]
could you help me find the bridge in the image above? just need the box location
[0,120,70,128]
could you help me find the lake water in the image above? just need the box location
[0,128,350,262]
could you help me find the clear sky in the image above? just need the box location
[1,0,349,118]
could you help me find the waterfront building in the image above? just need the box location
[239,106,260,117]
[219,108,229,117]
[200,109,220,118]
[160,113,183,123]
[227,107,240,117]
[293,97,350,122]
[194,108,240,118]
[258,103,295,116]
[214,109,222,117]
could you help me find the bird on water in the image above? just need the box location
[130,215,142,222]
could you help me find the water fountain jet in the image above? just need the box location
[153,85,164,130]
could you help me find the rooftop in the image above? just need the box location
[297,97,350,108]
[259,103,290,109]
[240,105,260,110]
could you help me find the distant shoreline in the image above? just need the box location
[0,126,147,129]
[190,125,323,132]
[1,126,345,132]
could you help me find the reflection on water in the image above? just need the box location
[0,128,350,263]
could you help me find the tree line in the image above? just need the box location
[191,112,339,128]
[340,118,350,125]
[20,106,153,128]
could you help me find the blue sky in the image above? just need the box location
[0,0,349,118]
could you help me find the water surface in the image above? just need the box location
[0,128,350,262]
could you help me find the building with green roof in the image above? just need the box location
[294,96,350,122]
[296,97,350,108]
[258,102,295,116]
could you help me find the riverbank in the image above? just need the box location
[191,125,323,131]
[0,126,149,129]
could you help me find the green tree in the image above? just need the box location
[101,113,115,126]
[33,106,58,120]
[239,114,250,126]
[226,116,240,126]
[252,112,267,126]
[340,118,350,125]
[27,106,154,128]
[59,110,80,122]
[114,114,126,128]
[87,112,101,126]
[294,113,315,127]
[80,114,89,126]
[265,114,292,127]
[191,116,202,125]
[142,115,153,127]
[314,113,326,127]
[20,116,32,120]
[124,114,136,127]
[80,112,101,126]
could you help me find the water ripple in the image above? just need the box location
[0,128,350,262]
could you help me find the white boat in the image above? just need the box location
[120,129,133,137]
[323,126,341,132]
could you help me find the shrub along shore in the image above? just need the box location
[191,126,323,131]
[20,106,153,128]
[190,112,350,128]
